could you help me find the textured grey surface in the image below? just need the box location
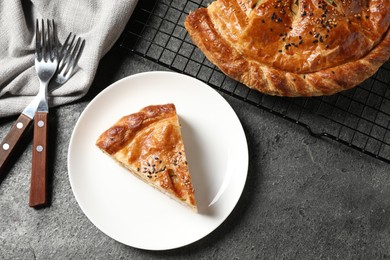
[1,49,390,259]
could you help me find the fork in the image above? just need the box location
[55,32,85,85]
[29,19,59,208]
[29,27,85,208]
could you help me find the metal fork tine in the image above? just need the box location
[60,33,72,58]
[47,19,52,61]
[47,19,57,62]
[52,20,58,55]
[72,39,85,68]
[63,37,81,76]
[41,19,46,61]
[35,19,41,61]
[66,35,76,57]
[58,34,76,72]
[68,39,85,75]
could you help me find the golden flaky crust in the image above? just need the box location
[96,104,197,212]
[184,0,390,96]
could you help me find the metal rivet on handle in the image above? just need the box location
[2,143,9,150]
[16,122,23,129]
[36,145,43,152]
[37,120,44,127]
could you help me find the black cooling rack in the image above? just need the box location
[118,0,390,164]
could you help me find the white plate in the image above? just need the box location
[68,71,248,250]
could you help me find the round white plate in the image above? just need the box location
[68,71,248,250]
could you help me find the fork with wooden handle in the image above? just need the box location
[29,19,59,208]
[30,29,85,208]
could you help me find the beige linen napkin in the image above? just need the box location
[0,0,138,118]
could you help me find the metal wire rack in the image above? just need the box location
[118,0,390,164]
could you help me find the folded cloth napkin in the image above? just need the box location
[0,0,138,118]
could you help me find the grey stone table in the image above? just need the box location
[1,48,390,259]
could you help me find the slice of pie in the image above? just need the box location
[96,104,197,212]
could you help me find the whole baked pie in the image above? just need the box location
[185,0,390,96]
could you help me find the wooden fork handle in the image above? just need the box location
[30,111,48,208]
[0,114,33,178]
